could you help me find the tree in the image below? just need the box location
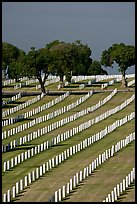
[25,47,51,93]
[2,42,20,72]
[49,40,93,85]
[2,42,26,81]
[49,41,78,85]
[100,43,135,87]
[72,40,92,75]
[88,60,108,75]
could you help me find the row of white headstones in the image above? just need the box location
[2,91,70,127]
[2,91,134,154]
[2,90,91,137]
[2,89,116,151]
[3,110,135,173]
[102,167,135,202]
[36,77,60,90]
[2,92,45,118]
[2,91,135,155]
[2,78,16,86]
[101,79,116,89]
[79,77,121,90]
[127,79,135,87]
[3,129,135,202]
[50,134,135,202]
[2,90,91,138]
[2,92,22,107]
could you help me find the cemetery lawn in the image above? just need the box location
[12,133,135,202]
[2,78,135,202]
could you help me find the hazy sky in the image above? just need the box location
[2,2,135,74]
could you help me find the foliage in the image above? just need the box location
[72,40,92,75]
[49,40,93,83]
[2,42,20,70]
[25,47,51,93]
[100,43,135,87]
[88,60,108,75]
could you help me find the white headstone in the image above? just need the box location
[7,189,10,202]
[108,193,111,202]
[123,179,126,191]
[7,160,10,170]
[58,189,62,202]
[70,179,73,191]
[126,176,129,188]
[10,158,14,168]
[111,190,114,202]
[114,187,117,201]
[128,173,131,186]
[59,154,62,164]
[16,182,19,194]
[4,162,6,172]
[120,182,123,193]
[3,193,6,202]
[67,183,70,195]
[62,185,66,198]
[28,172,31,184]
[36,168,39,179]
[24,176,28,187]
[20,179,23,191]
[80,171,83,182]
[55,191,58,202]
[55,155,58,166]
[46,161,49,171]
[116,184,120,197]
[52,158,55,168]
[12,186,16,198]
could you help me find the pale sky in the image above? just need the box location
[2,2,135,74]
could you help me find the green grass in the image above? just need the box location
[10,130,135,202]
[2,78,135,202]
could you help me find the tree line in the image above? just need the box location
[2,40,135,93]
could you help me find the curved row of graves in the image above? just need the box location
[3,128,135,202]
[2,90,92,137]
[2,91,134,154]
[3,104,135,171]
[50,133,135,202]
[2,91,70,127]
[2,93,45,118]
[2,75,135,202]
[102,167,135,202]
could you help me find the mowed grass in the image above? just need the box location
[2,91,134,147]
[2,99,135,163]
[2,110,135,197]
[11,127,135,202]
[2,78,135,202]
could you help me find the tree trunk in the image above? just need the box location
[40,82,46,94]
[60,75,64,82]
[121,71,127,88]
[59,75,65,88]
[37,73,48,94]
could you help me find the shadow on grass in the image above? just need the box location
[116,183,135,202]
[7,145,35,152]
[64,85,79,88]
[11,188,30,202]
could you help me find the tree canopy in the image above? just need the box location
[88,60,108,75]
[2,41,135,91]
[100,43,135,87]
